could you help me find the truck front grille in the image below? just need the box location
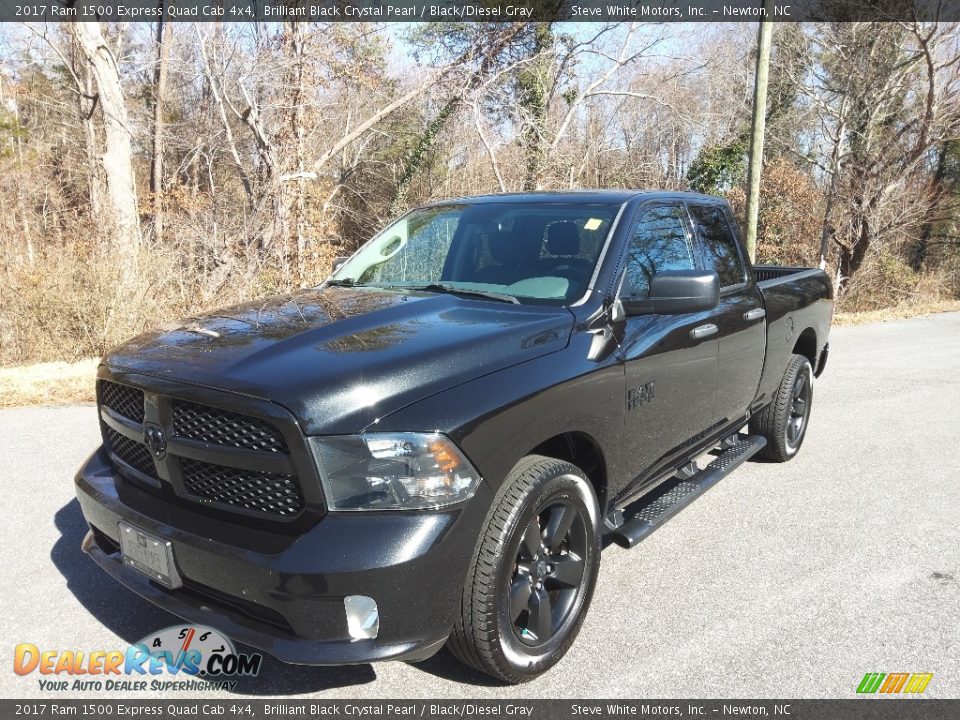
[106,428,158,479]
[100,381,145,423]
[97,379,311,520]
[173,400,288,453]
[181,458,303,517]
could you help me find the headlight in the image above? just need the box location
[308,433,481,511]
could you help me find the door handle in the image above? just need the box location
[744,308,766,322]
[690,323,718,341]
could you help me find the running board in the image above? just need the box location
[609,434,766,549]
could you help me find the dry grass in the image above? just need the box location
[833,299,960,326]
[1,239,340,368]
[0,358,98,408]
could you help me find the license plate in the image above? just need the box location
[118,523,182,589]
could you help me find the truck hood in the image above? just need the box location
[105,287,574,434]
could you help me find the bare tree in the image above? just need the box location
[797,22,960,291]
[150,11,174,243]
[72,21,141,264]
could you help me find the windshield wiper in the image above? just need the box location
[325,278,364,287]
[408,283,520,305]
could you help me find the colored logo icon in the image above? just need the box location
[857,673,933,694]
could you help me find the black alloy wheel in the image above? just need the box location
[509,500,589,646]
[750,353,814,462]
[448,455,601,683]
[785,367,811,452]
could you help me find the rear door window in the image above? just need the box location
[623,204,697,298]
[688,204,747,289]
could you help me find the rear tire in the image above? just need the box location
[447,455,601,683]
[750,354,813,462]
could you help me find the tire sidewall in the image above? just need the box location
[783,358,813,457]
[492,466,601,678]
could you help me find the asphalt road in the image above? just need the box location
[2,312,958,699]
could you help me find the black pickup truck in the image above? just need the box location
[76,191,832,683]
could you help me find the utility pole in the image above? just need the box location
[151,10,173,244]
[744,1,774,263]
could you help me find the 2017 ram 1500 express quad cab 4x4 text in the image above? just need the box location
[76,191,832,682]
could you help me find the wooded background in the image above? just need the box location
[1,20,959,366]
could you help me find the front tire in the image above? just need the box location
[447,455,601,683]
[750,353,813,462]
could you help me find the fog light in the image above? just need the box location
[344,595,379,640]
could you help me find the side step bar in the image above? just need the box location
[609,434,766,549]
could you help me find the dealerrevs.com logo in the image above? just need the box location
[14,625,262,693]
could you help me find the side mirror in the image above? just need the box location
[332,256,350,273]
[622,270,720,316]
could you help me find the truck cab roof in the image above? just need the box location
[425,189,730,207]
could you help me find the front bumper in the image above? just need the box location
[75,447,489,665]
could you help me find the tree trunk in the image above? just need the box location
[388,95,460,218]
[150,12,173,244]
[910,140,951,271]
[70,35,105,220]
[819,120,845,270]
[2,72,33,263]
[520,24,553,191]
[72,22,141,267]
[838,188,872,289]
[286,21,307,280]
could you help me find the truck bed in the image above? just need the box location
[753,265,825,285]
[752,264,834,410]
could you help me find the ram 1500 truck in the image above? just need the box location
[76,191,832,683]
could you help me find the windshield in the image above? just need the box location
[330,201,621,304]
